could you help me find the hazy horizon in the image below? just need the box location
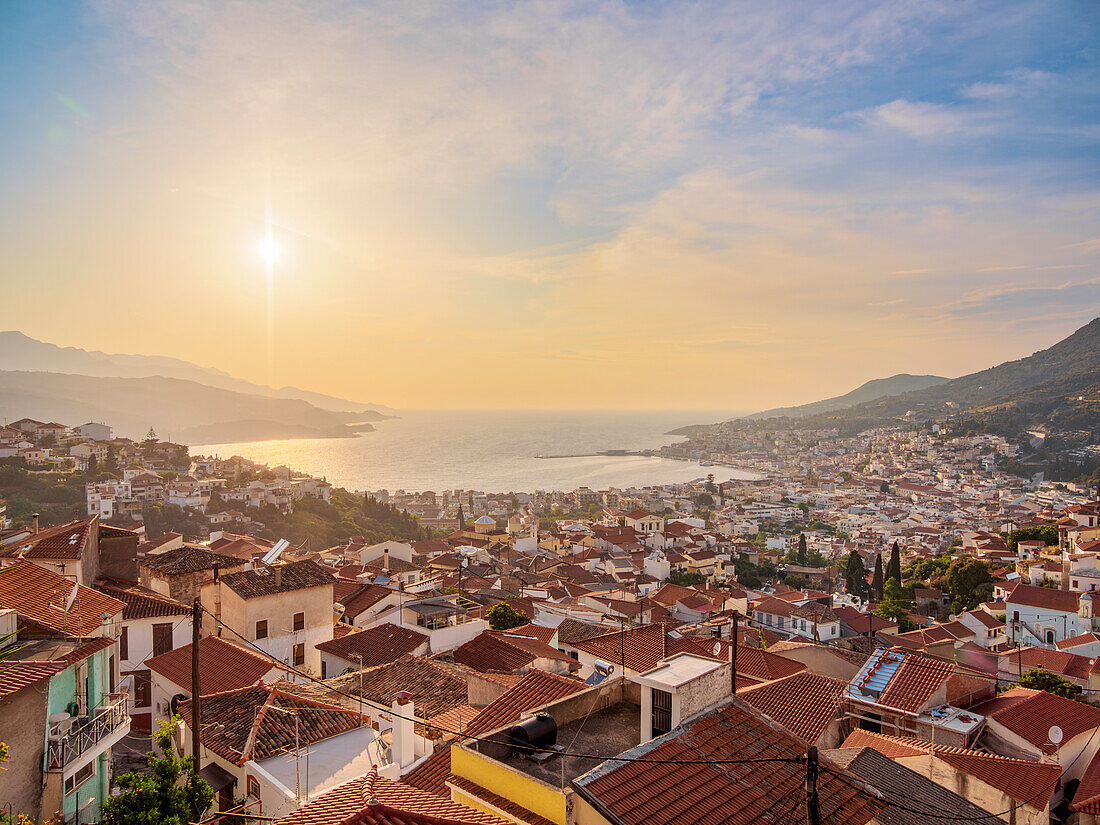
[2,1,1097,410]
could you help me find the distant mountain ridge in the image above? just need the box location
[745,374,949,420]
[0,331,390,414]
[743,317,1100,437]
[0,370,376,444]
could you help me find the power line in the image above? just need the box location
[197,605,803,767]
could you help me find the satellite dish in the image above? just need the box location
[64,582,79,612]
[713,642,722,656]
[1049,726,1064,746]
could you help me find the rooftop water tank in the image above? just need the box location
[508,713,557,755]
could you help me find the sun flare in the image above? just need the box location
[257,235,279,265]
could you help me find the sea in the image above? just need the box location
[193,409,759,493]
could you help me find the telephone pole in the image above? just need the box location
[191,597,202,777]
[805,745,820,825]
[730,610,740,695]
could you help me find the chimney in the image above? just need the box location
[32,513,39,535]
[383,547,390,571]
[392,691,414,769]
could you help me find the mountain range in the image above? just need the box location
[0,332,392,444]
[687,317,1100,440]
[0,331,389,413]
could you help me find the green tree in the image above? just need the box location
[872,555,884,600]
[86,453,98,476]
[946,558,995,610]
[845,550,866,597]
[486,602,529,631]
[884,576,902,602]
[1007,526,1059,551]
[100,718,213,825]
[457,505,465,529]
[1017,668,1082,700]
[887,541,902,584]
[797,533,807,566]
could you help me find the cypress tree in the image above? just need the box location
[872,554,884,600]
[887,540,902,584]
[797,533,807,566]
[846,550,866,597]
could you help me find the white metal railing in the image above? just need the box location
[46,693,129,771]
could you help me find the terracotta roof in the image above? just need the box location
[220,560,334,599]
[0,561,124,635]
[503,623,556,645]
[1057,631,1100,650]
[452,630,575,673]
[402,746,454,797]
[146,635,274,693]
[275,765,505,825]
[1014,646,1093,681]
[466,669,586,736]
[735,645,807,684]
[987,688,1100,754]
[324,654,468,720]
[555,618,611,645]
[340,584,398,619]
[1073,749,1100,814]
[848,648,961,714]
[828,747,1004,825]
[0,661,65,698]
[139,546,247,575]
[573,698,882,825]
[1006,582,1079,613]
[740,671,847,744]
[839,729,1059,810]
[95,580,190,620]
[0,519,94,561]
[179,681,370,766]
[571,623,668,672]
[447,775,555,825]
[315,624,427,668]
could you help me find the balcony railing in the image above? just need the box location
[46,693,129,771]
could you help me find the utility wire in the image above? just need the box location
[199,605,803,767]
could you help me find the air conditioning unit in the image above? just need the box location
[156,700,169,715]
[0,609,17,645]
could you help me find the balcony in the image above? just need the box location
[46,694,130,772]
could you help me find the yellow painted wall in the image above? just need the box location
[450,746,568,825]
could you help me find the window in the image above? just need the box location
[152,623,174,657]
[120,626,129,660]
[1046,629,1056,645]
[321,660,327,679]
[133,670,152,708]
[293,643,305,666]
[293,612,305,632]
[256,620,268,640]
[247,775,260,798]
[109,655,116,694]
[64,761,95,794]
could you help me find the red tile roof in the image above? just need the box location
[179,681,370,765]
[1073,749,1100,815]
[146,635,275,694]
[0,519,94,561]
[740,671,847,744]
[0,661,65,698]
[574,699,881,825]
[95,580,190,620]
[1006,582,1079,613]
[734,645,807,684]
[452,630,576,673]
[446,775,556,825]
[840,729,1060,810]
[340,584,398,619]
[275,765,506,825]
[1014,646,1093,681]
[324,654,469,720]
[315,624,427,668]
[0,561,125,635]
[987,689,1100,754]
[220,560,334,599]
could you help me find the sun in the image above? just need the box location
[257,235,280,265]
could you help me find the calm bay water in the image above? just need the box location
[194,409,756,492]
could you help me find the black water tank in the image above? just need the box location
[508,714,557,754]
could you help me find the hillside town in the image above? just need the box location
[3,414,1100,824]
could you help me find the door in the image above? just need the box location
[652,689,672,737]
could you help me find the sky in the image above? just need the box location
[0,0,1098,411]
